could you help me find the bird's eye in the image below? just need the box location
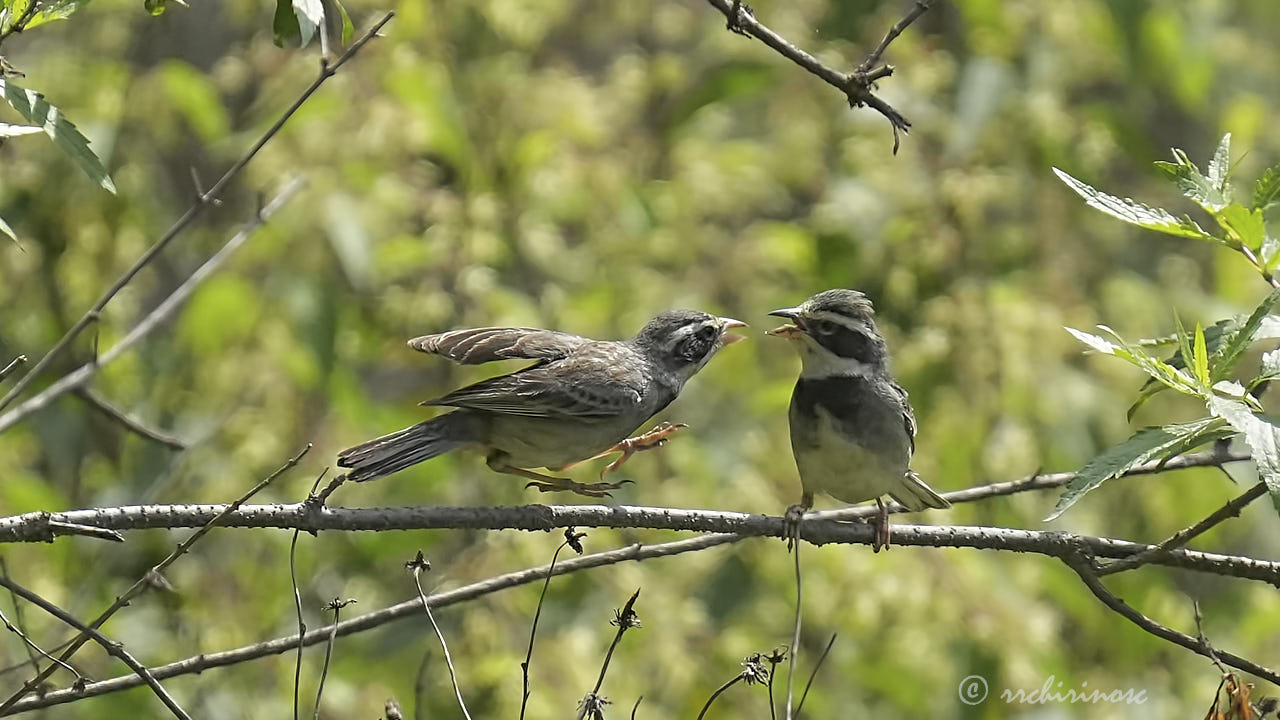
[696,326,717,340]
[810,320,837,335]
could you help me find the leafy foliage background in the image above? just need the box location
[3,0,1280,717]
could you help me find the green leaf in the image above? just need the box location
[0,122,41,137]
[1068,325,1201,396]
[1053,167,1217,241]
[1213,288,1280,381]
[22,0,90,30]
[1046,417,1232,520]
[1208,133,1231,198]
[330,0,353,43]
[144,0,166,16]
[0,79,115,193]
[1254,164,1280,210]
[1216,203,1266,252]
[1173,312,1195,383]
[1154,153,1227,213]
[1263,349,1280,378]
[272,0,300,47]
[1193,322,1209,386]
[292,0,323,47]
[1208,388,1280,515]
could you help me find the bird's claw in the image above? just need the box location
[783,503,806,552]
[524,478,635,498]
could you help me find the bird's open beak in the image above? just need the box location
[765,307,804,338]
[718,317,748,344]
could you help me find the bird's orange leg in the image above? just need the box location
[491,462,630,499]
[594,422,688,480]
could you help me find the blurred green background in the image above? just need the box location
[2,0,1280,717]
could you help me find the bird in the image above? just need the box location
[766,289,949,551]
[337,310,747,497]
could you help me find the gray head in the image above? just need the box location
[632,310,747,381]
[766,289,888,376]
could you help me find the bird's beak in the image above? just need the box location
[765,307,804,338]
[718,317,748,344]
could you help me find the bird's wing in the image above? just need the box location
[425,344,646,419]
[408,327,591,365]
[890,380,917,455]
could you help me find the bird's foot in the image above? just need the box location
[783,503,807,553]
[872,498,892,553]
[524,478,635,498]
[597,421,688,479]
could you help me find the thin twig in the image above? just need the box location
[594,588,641,694]
[520,528,585,720]
[1099,481,1268,575]
[765,649,784,720]
[696,675,744,720]
[794,633,836,719]
[1193,601,1229,676]
[0,177,307,435]
[631,695,643,719]
[0,443,311,714]
[0,600,81,687]
[312,598,355,720]
[408,551,472,720]
[74,388,186,450]
[856,0,933,74]
[0,11,394,416]
[0,576,192,720]
[0,559,39,677]
[1061,549,1280,685]
[0,356,25,384]
[784,538,802,720]
[292,469,328,720]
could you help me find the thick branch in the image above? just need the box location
[0,178,306,435]
[0,501,1275,584]
[0,11,394,417]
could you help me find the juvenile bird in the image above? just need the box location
[767,289,949,550]
[338,311,746,496]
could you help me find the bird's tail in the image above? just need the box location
[890,471,951,512]
[337,412,480,483]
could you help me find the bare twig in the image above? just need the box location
[0,559,39,678]
[408,551,472,720]
[0,576,191,720]
[784,538,802,720]
[0,356,25,384]
[794,633,836,719]
[1193,601,1229,676]
[765,648,784,720]
[0,444,311,713]
[292,469,328,720]
[0,11,395,416]
[520,528,586,720]
[1099,481,1268,575]
[0,177,307,435]
[0,595,81,688]
[631,695,643,719]
[696,674,745,719]
[74,388,186,450]
[312,598,355,720]
[577,588,641,718]
[1061,549,1280,685]
[700,0,934,152]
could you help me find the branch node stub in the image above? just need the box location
[724,0,754,36]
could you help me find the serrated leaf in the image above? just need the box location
[1047,418,1232,520]
[0,79,114,193]
[1053,167,1217,241]
[1069,325,1202,397]
[1216,203,1266,252]
[1254,164,1280,210]
[1207,392,1280,515]
[1065,326,1123,356]
[1213,289,1280,382]
[292,0,323,47]
[1193,322,1209,386]
[0,122,40,137]
[1208,133,1231,197]
[1154,153,1228,213]
[1173,312,1195,381]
